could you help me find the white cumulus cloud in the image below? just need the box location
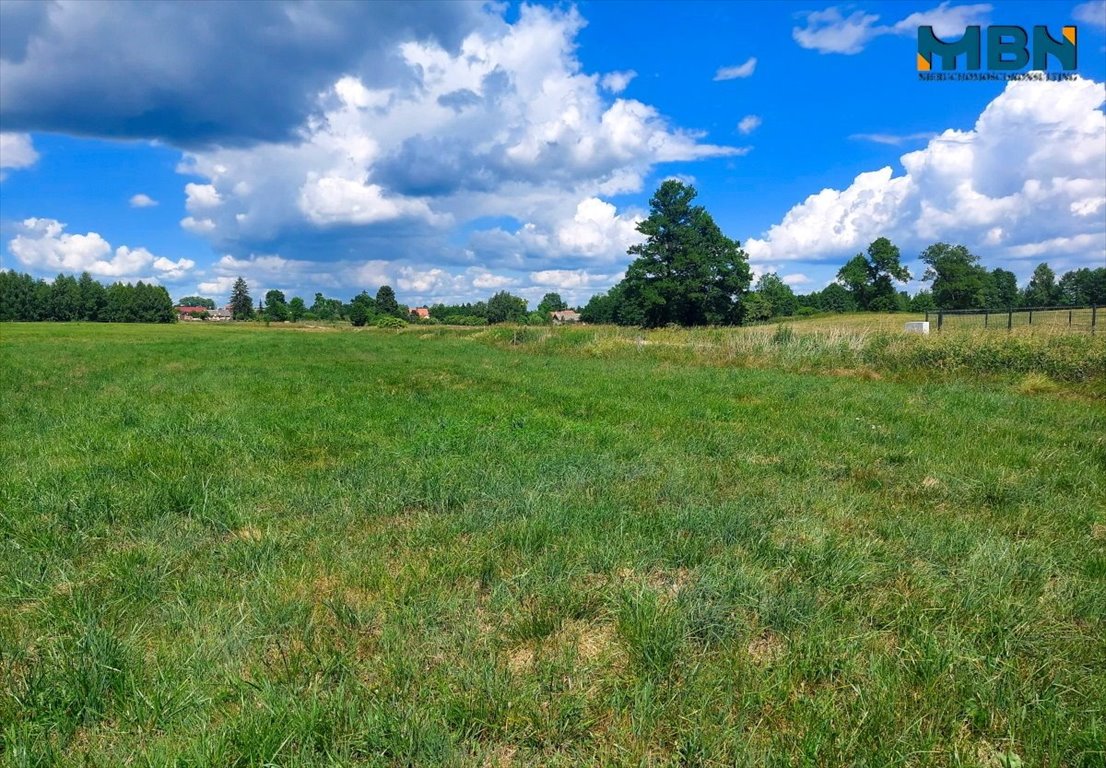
[600,70,636,94]
[782,273,812,287]
[0,132,38,178]
[8,218,196,282]
[744,78,1106,274]
[129,193,158,208]
[185,183,222,209]
[555,198,644,260]
[174,5,741,252]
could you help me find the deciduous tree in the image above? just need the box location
[537,292,568,314]
[486,291,528,323]
[837,238,911,311]
[1023,263,1060,307]
[920,243,987,309]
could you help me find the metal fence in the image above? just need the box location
[926,305,1098,333]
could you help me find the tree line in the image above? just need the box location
[577,181,1105,325]
[3,182,1101,327]
[0,271,175,323]
[223,276,570,327]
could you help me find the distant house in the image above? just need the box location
[410,306,431,320]
[176,306,209,320]
[209,307,233,321]
[551,309,581,324]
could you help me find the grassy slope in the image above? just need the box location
[1,322,1104,767]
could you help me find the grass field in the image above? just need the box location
[2,321,1105,767]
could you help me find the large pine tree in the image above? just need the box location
[229,276,254,320]
[618,180,751,327]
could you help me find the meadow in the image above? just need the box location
[1,320,1104,767]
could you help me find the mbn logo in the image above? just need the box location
[917,26,1077,71]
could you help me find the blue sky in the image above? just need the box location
[1,0,1104,307]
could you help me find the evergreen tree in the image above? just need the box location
[616,180,751,327]
[375,285,402,317]
[230,277,254,320]
[77,271,107,320]
[49,273,81,321]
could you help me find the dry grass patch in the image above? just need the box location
[481,744,518,767]
[229,526,263,542]
[746,631,786,665]
[506,645,534,674]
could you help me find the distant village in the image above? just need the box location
[174,303,581,324]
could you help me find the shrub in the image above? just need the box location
[375,316,407,329]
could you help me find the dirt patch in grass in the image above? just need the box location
[558,618,621,666]
[229,526,263,542]
[482,744,518,767]
[506,645,534,674]
[747,631,786,665]
[614,566,691,600]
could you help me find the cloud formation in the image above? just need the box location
[129,193,158,208]
[0,132,37,178]
[737,115,762,135]
[8,218,196,283]
[745,78,1106,276]
[0,1,486,146]
[792,2,992,55]
[849,132,938,146]
[165,5,733,303]
[714,57,757,80]
[1073,1,1106,28]
[600,70,637,94]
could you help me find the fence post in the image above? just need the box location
[925,311,929,324]
[1093,305,1097,334]
[1069,309,1072,327]
[1007,309,1012,330]
[984,311,988,328]
[1029,309,1033,325]
[937,311,943,331]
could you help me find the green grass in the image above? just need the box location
[2,321,1104,767]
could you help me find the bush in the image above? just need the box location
[375,316,407,329]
